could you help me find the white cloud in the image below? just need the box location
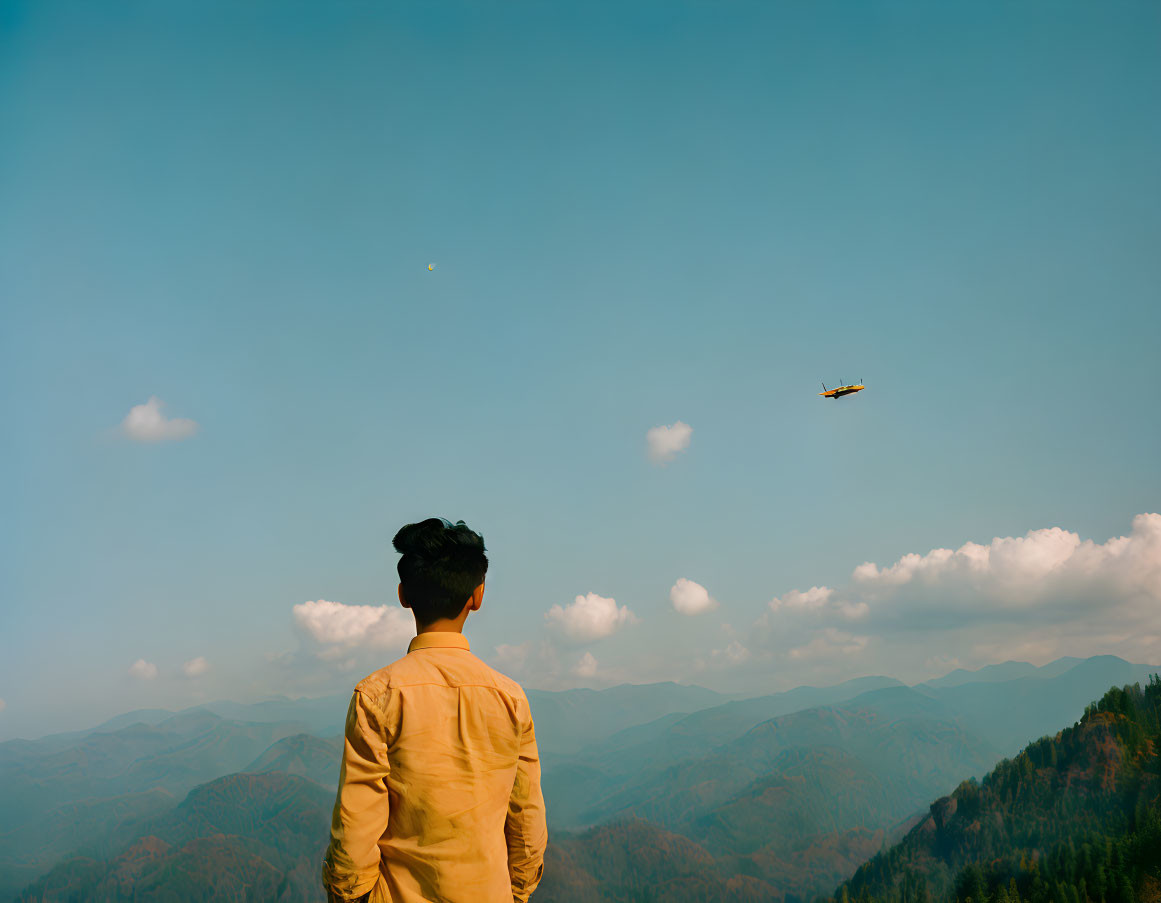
[646,421,692,464]
[766,585,868,622]
[182,656,209,678]
[493,642,533,673]
[129,659,158,680]
[120,396,199,442]
[574,652,599,677]
[488,640,633,687]
[545,592,638,644]
[670,578,718,615]
[850,528,1082,592]
[711,640,751,665]
[269,601,416,684]
[924,654,962,672]
[769,585,833,613]
[788,628,869,661]
[293,600,414,653]
[489,640,574,682]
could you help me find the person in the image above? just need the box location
[321,517,548,903]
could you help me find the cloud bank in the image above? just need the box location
[742,513,1161,682]
[849,516,1161,619]
[120,396,199,442]
[269,516,1159,695]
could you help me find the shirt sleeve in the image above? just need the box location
[505,697,548,903]
[321,689,391,902]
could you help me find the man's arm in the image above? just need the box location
[321,689,391,902]
[505,698,548,903]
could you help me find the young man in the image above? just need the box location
[321,517,548,903]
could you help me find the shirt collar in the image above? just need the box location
[407,632,471,653]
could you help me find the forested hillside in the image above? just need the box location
[14,772,331,902]
[831,676,1161,903]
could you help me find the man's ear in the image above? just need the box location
[397,583,410,609]
[468,581,484,612]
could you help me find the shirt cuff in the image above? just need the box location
[321,859,379,901]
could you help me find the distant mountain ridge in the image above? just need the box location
[526,681,737,755]
[242,733,344,789]
[10,655,1154,749]
[13,680,731,750]
[919,657,1088,688]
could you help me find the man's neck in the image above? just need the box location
[414,617,466,634]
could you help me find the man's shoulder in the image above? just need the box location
[352,653,411,696]
[353,649,528,702]
[466,653,528,701]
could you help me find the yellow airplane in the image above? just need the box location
[819,380,865,399]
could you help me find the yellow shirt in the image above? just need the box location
[321,631,548,903]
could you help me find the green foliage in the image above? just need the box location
[831,676,1161,903]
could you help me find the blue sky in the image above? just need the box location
[2,0,1159,740]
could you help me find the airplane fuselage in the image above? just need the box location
[819,385,865,399]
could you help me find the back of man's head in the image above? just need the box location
[393,517,489,624]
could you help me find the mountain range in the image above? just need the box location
[1,654,1157,902]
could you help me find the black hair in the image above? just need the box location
[392,517,489,625]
